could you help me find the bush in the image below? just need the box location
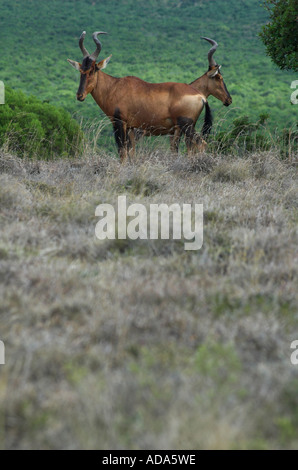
[0,87,83,158]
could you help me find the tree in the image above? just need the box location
[259,0,298,72]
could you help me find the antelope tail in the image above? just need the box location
[201,101,213,137]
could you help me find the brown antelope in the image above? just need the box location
[130,37,232,152]
[68,31,207,161]
[190,37,232,136]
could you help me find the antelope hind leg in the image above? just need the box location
[170,126,181,153]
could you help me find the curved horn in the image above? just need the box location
[90,31,108,61]
[79,31,90,58]
[201,37,218,67]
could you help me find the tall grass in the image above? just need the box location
[205,111,298,160]
[69,111,298,163]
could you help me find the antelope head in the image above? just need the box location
[201,37,232,106]
[68,31,111,101]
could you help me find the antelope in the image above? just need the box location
[130,37,232,152]
[68,31,208,161]
[189,37,232,136]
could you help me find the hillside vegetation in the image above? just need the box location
[0,0,297,132]
[0,146,297,449]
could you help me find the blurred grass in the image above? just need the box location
[0,142,297,449]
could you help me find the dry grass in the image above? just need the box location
[0,146,297,450]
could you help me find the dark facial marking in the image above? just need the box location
[223,80,230,96]
[222,80,232,105]
[77,74,87,99]
[81,57,94,72]
[77,57,96,100]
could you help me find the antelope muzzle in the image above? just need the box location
[77,74,87,101]
[224,96,232,107]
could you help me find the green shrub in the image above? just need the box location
[0,86,83,158]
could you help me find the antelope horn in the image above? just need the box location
[90,31,108,61]
[79,31,90,58]
[201,37,218,67]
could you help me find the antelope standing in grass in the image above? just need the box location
[130,37,232,152]
[68,31,208,161]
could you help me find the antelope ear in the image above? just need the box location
[67,59,81,71]
[97,54,112,70]
[207,65,221,78]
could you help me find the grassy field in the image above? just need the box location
[0,0,297,131]
[0,142,297,449]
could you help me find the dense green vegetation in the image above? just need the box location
[0,87,82,158]
[0,0,297,135]
[260,0,298,72]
